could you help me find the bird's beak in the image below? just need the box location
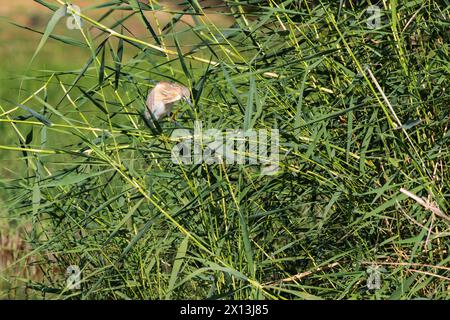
[184,97,194,108]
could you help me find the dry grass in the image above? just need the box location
[0,224,43,298]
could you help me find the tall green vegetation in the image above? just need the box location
[1,0,449,299]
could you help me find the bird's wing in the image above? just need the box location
[146,88,157,112]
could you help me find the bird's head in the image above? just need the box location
[158,82,192,107]
[174,83,192,107]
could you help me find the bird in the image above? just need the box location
[143,81,192,123]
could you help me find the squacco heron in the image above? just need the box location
[144,81,192,122]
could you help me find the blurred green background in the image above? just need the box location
[0,0,234,298]
[0,0,90,297]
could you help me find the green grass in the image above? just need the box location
[0,0,449,299]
